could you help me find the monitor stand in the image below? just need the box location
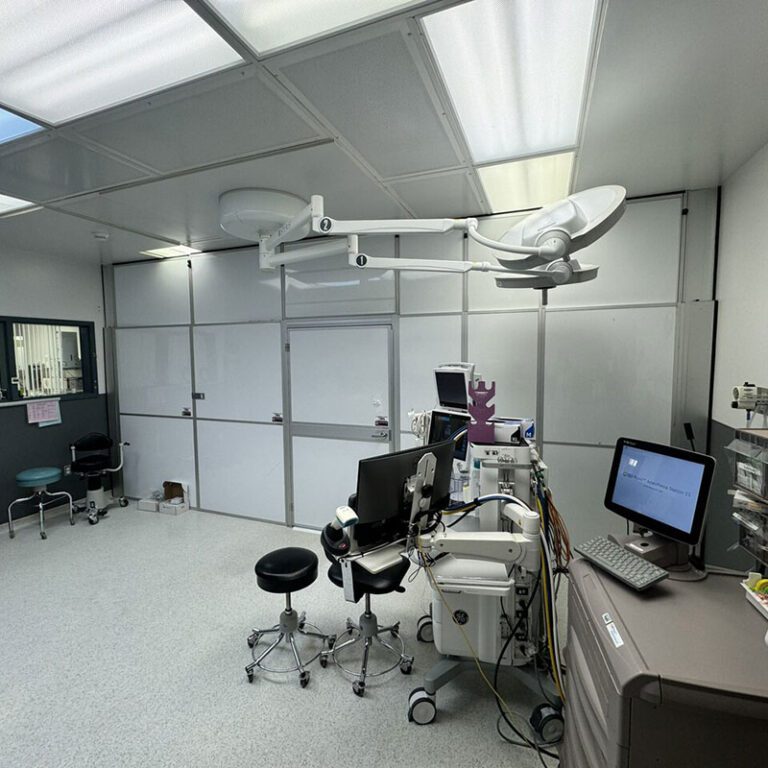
[608,531,708,581]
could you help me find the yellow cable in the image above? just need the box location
[536,497,566,702]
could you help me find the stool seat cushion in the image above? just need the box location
[16,466,62,488]
[255,547,318,593]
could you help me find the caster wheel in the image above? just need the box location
[352,681,365,697]
[9,531,15,539]
[40,532,47,540]
[247,633,260,649]
[326,634,336,651]
[416,615,434,644]
[319,655,328,668]
[530,703,564,744]
[299,671,310,688]
[408,688,436,725]
[246,671,254,683]
[119,497,129,508]
[346,619,355,632]
[88,515,98,525]
[399,659,413,675]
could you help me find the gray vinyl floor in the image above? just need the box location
[0,505,554,768]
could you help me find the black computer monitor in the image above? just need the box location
[354,438,455,547]
[428,409,470,461]
[604,438,716,546]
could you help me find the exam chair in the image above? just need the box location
[321,496,414,697]
[69,433,129,525]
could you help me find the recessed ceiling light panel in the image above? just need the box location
[424,0,598,164]
[0,0,242,124]
[140,245,202,258]
[477,152,574,212]
[0,107,43,144]
[205,0,425,55]
[0,192,36,215]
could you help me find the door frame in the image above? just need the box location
[282,315,399,527]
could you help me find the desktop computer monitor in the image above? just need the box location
[354,438,455,548]
[428,409,470,461]
[604,437,716,545]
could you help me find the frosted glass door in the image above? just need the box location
[289,325,391,427]
[288,322,394,528]
[292,436,388,529]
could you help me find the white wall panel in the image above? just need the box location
[285,236,395,317]
[468,312,538,419]
[545,306,676,445]
[193,323,282,422]
[197,421,284,522]
[542,443,624,545]
[467,213,538,311]
[399,232,464,314]
[714,141,768,426]
[192,249,281,324]
[399,314,462,424]
[114,260,190,326]
[116,327,192,417]
[290,325,390,426]
[549,197,682,308]
[120,415,196,506]
[292,436,388,529]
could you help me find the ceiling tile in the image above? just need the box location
[73,70,322,173]
[275,28,462,178]
[389,171,483,217]
[0,136,150,202]
[57,142,408,244]
[0,207,173,263]
[576,0,768,195]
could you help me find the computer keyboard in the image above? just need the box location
[575,536,669,591]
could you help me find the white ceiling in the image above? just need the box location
[0,0,768,263]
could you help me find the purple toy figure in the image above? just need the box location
[468,379,496,444]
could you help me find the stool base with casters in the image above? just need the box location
[332,593,414,697]
[7,467,74,540]
[245,592,335,688]
[245,547,334,688]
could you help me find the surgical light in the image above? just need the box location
[218,185,626,290]
[0,0,242,124]
[423,0,598,164]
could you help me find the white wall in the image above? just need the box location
[0,248,106,393]
[111,195,702,542]
[713,141,768,427]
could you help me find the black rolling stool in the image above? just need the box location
[245,547,335,688]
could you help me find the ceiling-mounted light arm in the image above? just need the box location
[219,186,626,289]
[312,208,569,263]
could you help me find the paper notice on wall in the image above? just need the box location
[26,399,62,427]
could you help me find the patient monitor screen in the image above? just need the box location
[608,442,709,539]
[435,371,468,410]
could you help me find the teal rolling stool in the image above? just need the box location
[7,467,74,540]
